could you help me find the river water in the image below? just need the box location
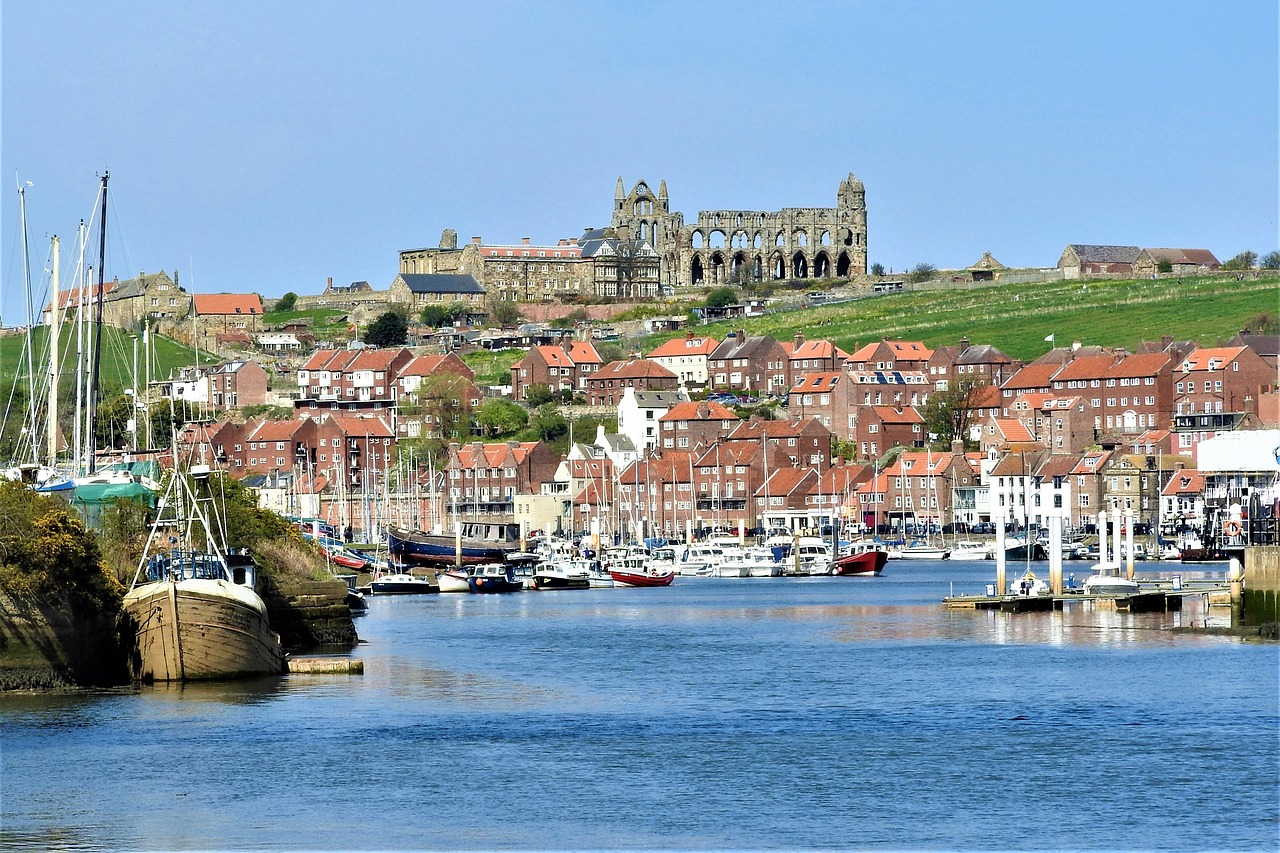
[2,561,1277,851]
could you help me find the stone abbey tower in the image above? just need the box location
[609,173,868,290]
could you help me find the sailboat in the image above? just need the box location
[122,444,284,682]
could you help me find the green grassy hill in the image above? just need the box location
[0,324,217,398]
[677,273,1278,360]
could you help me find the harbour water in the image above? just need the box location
[3,561,1277,851]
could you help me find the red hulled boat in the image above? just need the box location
[832,549,888,577]
[609,567,676,587]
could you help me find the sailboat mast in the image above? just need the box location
[46,235,61,466]
[72,222,87,475]
[87,172,108,475]
[17,181,38,463]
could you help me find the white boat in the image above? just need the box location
[374,571,441,594]
[122,466,284,682]
[949,540,991,561]
[1082,564,1140,595]
[677,544,724,576]
[436,567,473,593]
[1008,569,1050,596]
[783,538,833,575]
[897,543,950,560]
[533,558,592,589]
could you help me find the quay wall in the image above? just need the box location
[1244,546,1280,624]
[0,590,127,690]
[261,577,359,652]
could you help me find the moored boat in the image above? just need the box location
[948,540,991,561]
[387,524,518,567]
[832,548,888,577]
[532,559,592,590]
[370,571,439,594]
[123,464,285,683]
[609,563,676,587]
[436,568,474,594]
[468,563,524,594]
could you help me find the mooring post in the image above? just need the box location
[1125,509,1136,580]
[995,514,1006,596]
[1229,557,1244,620]
[1049,513,1063,595]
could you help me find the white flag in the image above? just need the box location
[1044,334,1055,343]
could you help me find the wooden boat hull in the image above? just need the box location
[833,550,888,576]
[387,525,513,566]
[123,579,284,683]
[437,570,473,593]
[609,569,675,587]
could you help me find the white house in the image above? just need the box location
[617,388,687,452]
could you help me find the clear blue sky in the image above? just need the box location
[2,0,1276,321]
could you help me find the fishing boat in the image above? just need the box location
[832,544,888,577]
[468,563,523,594]
[122,464,284,682]
[387,524,518,566]
[370,571,438,594]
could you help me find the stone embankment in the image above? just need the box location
[261,576,359,651]
[0,590,128,691]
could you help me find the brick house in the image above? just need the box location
[585,359,679,406]
[707,330,789,395]
[782,333,847,387]
[927,338,1017,392]
[724,416,834,469]
[510,339,603,401]
[396,352,475,398]
[1174,346,1274,415]
[444,440,561,521]
[1049,351,1173,436]
[854,406,924,460]
[787,372,858,440]
[646,333,719,385]
[160,359,269,412]
[295,347,416,412]
[657,400,740,451]
[845,338,934,374]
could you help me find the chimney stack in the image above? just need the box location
[521,237,531,246]
[471,236,482,244]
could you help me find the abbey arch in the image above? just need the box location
[610,173,869,291]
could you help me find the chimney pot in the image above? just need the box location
[471,236,482,244]
[522,237,531,245]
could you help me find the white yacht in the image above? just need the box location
[949,540,992,561]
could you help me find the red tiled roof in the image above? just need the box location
[661,400,739,421]
[594,359,678,380]
[192,293,263,316]
[870,406,923,424]
[647,336,719,357]
[1178,347,1248,372]
[1003,362,1060,389]
[788,372,843,394]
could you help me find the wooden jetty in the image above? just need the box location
[943,588,1203,613]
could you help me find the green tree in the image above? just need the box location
[919,378,988,448]
[1156,259,1173,274]
[528,404,568,443]
[870,262,886,276]
[476,399,529,436]
[909,263,937,283]
[705,286,739,308]
[416,373,475,440]
[275,292,298,312]
[523,383,556,407]
[490,300,524,328]
[1222,251,1258,271]
[363,311,409,347]
[420,301,470,328]
[1259,250,1280,269]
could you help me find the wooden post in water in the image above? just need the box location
[1049,513,1063,595]
[454,520,462,568]
[1112,510,1122,568]
[1125,510,1136,580]
[995,513,1006,596]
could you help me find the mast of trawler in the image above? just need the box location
[87,172,107,475]
[17,180,38,463]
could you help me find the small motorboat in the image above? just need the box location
[370,571,438,594]
[1082,564,1140,595]
[609,563,676,587]
[948,540,991,561]
[532,560,591,590]
[324,545,371,571]
[437,567,474,594]
[468,563,523,594]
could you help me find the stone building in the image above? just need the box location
[609,174,868,290]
